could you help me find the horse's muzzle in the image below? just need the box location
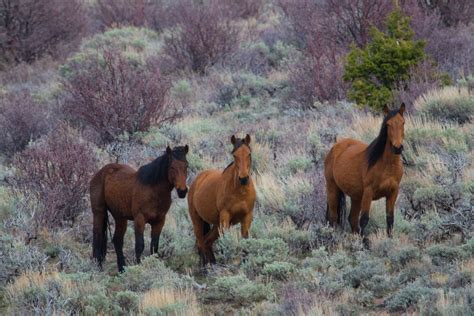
[392,145,404,155]
[177,188,188,198]
[239,176,249,185]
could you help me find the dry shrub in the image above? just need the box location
[11,125,98,230]
[0,0,86,65]
[62,49,176,143]
[287,48,347,107]
[222,0,264,19]
[0,91,50,157]
[416,0,474,27]
[392,60,445,111]
[279,0,392,48]
[94,0,170,31]
[163,0,239,74]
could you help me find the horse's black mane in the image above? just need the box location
[137,146,188,185]
[222,140,250,174]
[366,109,399,169]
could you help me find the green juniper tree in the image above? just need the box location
[344,9,426,111]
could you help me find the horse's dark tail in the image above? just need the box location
[337,191,346,227]
[91,169,108,268]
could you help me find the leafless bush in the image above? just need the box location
[392,61,443,111]
[416,0,474,27]
[0,91,50,157]
[424,24,474,78]
[11,125,98,230]
[222,0,264,19]
[163,0,239,74]
[94,0,171,31]
[0,0,86,66]
[287,49,347,107]
[279,0,392,47]
[62,49,176,143]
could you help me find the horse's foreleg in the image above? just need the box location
[386,189,398,237]
[134,215,145,264]
[219,210,231,233]
[240,213,253,239]
[150,218,165,255]
[113,218,128,273]
[360,189,373,235]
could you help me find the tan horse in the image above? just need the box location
[188,135,256,265]
[324,104,405,236]
[90,145,189,272]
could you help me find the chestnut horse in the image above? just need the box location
[324,104,405,236]
[188,135,256,265]
[90,145,189,272]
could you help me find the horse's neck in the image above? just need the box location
[382,139,401,168]
[223,164,242,190]
[151,180,173,194]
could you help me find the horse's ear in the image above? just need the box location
[244,134,251,145]
[399,103,406,116]
[166,146,172,155]
[184,144,189,154]
[231,135,237,145]
[383,104,390,116]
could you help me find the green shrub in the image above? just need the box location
[0,236,47,286]
[115,291,140,313]
[285,156,313,174]
[117,256,193,292]
[385,282,437,312]
[389,245,421,270]
[427,244,467,266]
[262,261,296,280]
[240,238,290,276]
[204,274,274,305]
[344,9,426,110]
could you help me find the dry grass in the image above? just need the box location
[255,172,285,211]
[6,271,73,299]
[413,86,471,111]
[140,288,201,315]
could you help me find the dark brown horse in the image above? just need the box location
[324,104,405,236]
[91,145,189,272]
[188,135,256,265]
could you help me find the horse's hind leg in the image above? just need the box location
[90,174,108,269]
[326,179,342,227]
[188,205,208,265]
[349,198,361,234]
[134,214,146,264]
[203,226,219,264]
[113,218,127,272]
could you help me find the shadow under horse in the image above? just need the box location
[324,103,406,236]
[90,145,189,272]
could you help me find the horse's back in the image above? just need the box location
[188,169,222,224]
